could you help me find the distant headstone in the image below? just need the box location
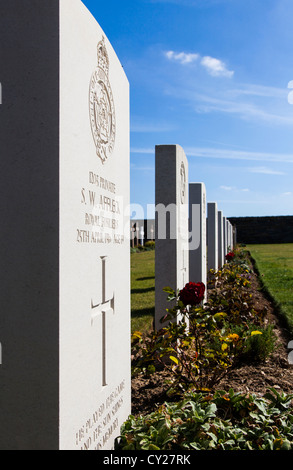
[233,225,237,247]
[189,183,207,299]
[218,211,224,268]
[135,223,139,246]
[131,222,135,248]
[0,0,130,450]
[227,219,234,252]
[140,225,144,246]
[150,224,154,241]
[155,145,189,330]
[207,202,218,271]
[223,216,228,258]
[227,220,231,251]
[230,223,234,250]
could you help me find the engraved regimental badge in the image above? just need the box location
[89,37,116,164]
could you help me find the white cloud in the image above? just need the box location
[131,146,293,164]
[164,81,293,126]
[131,115,177,133]
[131,123,175,133]
[201,56,234,78]
[131,148,154,154]
[184,89,291,124]
[220,185,249,192]
[282,191,292,196]
[165,50,199,64]
[220,185,233,191]
[149,0,233,6]
[248,166,285,175]
[131,146,293,163]
[185,147,293,163]
[229,83,287,99]
[131,164,154,171]
[165,50,233,77]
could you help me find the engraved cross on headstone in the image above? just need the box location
[91,256,115,387]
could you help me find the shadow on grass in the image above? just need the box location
[131,307,155,319]
[136,276,155,281]
[131,287,155,294]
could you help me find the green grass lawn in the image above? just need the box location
[131,250,155,334]
[131,244,293,336]
[247,244,293,334]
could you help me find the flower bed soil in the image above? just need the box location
[131,257,293,417]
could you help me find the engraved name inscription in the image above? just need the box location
[77,171,125,245]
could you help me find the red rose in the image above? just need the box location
[225,252,235,262]
[179,282,205,306]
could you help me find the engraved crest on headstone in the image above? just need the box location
[89,37,116,164]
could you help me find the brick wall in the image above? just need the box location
[228,216,293,244]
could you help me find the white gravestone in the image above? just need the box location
[155,145,189,330]
[189,183,207,301]
[223,216,228,258]
[230,223,234,250]
[140,225,144,246]
[207,202,218,272]
[218,211,224,268]
[227,220,230,251]
[0,0,130,450]
[230,221,233,249]
[233,225,237,247]
[226,219,231,252]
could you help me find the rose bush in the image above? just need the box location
[225,251,235,262]
[179,282,205,306]
[131,247,277,395]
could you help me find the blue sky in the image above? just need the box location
[83,0,293,218]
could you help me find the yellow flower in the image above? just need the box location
[228,333,239,342]
[251,331,262,336]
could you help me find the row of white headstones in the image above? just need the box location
[154,144,235,331]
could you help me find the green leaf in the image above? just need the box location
[148,444,161,450]
[163,286,175,294]
[214,312,227,320]
[281,440,291,450]
[169,356,179,365]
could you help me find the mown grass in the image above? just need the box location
[247,244,293,335]
[131,244,293,337]
[131,250,155,334]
